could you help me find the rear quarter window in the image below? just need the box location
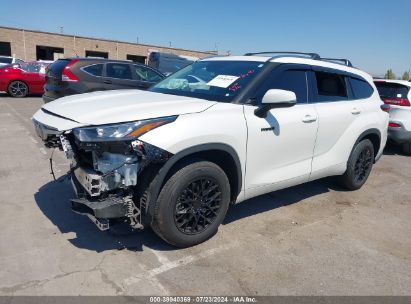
[350,77,374,99]
[82,64,103,77]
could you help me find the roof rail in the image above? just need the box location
[320,58,353,67]
[244,51,321,60]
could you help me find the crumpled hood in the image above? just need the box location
[41,90,216,125]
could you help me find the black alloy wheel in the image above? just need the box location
[353,147,373,184]
[8,81,28,97]
[152,160,230,247]
[174,177,222,235]
[338,139,375,190]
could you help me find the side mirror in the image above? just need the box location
[254,89,297,118]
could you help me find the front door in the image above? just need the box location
[244,67,318,199]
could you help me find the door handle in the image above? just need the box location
[351,108,361,115]
[302,115,317,123]
[103,79,112,84]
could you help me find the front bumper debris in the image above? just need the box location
[32,119,172,231]
[71,197,129,219]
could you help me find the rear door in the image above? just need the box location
[79,63,104,92]
[102,62,135,90]
[309,68,364,179]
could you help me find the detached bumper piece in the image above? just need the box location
[71,172,144,231]
[71,196,128,219]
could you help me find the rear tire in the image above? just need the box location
[151,160,230,247]
[402,142,411,156]
[338,139,374,190]
[8,81,28,98]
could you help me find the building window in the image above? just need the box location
[127,54,146,64]
[85,50,109,59]
[36,45,64,60]
[0,42,11,56]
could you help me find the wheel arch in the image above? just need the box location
[355,128,381,162]
[142,143,243,217]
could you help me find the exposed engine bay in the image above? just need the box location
[34,119,173,231]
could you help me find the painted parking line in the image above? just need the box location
[124,242,238,286]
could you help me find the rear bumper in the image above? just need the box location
[388,125,411,144]
[42,94,55,103]
[43,83,81,103]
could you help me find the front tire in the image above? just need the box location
[8,81,28,98]
[151,160,230,247]
[338,139,374,190]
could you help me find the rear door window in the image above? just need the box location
[314,71,348,102]
[106,63,132,80]
[83,64,103,77]
[350,77,374,99]
[133,65,163,82]
[374,82,409,99]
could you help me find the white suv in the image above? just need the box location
[32,52,389,247]
[374,79,411,155]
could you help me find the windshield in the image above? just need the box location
[150,60,266,102]
[0,57,12,64]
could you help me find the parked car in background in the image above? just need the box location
[374,79,411,155]
[0,61,49,97]
[148,51,198,75]
[43,58,165,103]
[0,56,24,67]
[33,52,388,247]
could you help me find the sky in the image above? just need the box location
[1,0,410,77]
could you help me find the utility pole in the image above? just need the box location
[169,41,172,48]
[136,36,139,44]
[60,26,64,34]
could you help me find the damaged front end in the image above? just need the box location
[33,116,175,231]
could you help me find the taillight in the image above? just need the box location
[380,104,390,113]
[61,59,79,82]
[388,122,401,128]
[383,97,410,107]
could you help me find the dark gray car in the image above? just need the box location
[43,58,165,103]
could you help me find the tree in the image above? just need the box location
[402,71,410,81]
[385,69,396,80]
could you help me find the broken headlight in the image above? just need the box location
[73,116,177,142]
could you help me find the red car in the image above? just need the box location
[0,62,50,97]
